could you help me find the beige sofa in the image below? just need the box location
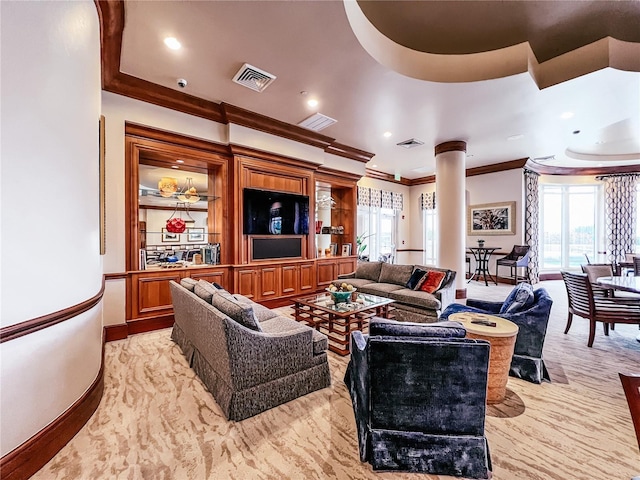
[336,262,456,322]
[170,279,331,421]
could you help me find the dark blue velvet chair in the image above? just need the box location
[440,284,553,384]
[344,318,492,479]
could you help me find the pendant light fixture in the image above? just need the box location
[158,177,178,198]
[177,177,200,203]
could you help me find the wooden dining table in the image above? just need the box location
[596,275,640,342]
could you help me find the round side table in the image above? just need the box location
[449,312,519,404]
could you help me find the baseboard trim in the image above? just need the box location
[105,324,129,342]
[126,315,174,335]
[0,342,105,480]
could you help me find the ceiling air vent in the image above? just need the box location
[232,63,276,92]
[397,138,424,149]
[298,113,337,132]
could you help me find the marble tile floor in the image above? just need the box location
[32,280,640,480]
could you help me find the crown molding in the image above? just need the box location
[364,169,412,186]
[435,141,467,155]
[525,160,640,176]
[466,158,528,177]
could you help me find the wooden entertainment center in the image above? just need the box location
[124,123,360,331]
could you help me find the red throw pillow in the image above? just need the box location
[419,270,447,293]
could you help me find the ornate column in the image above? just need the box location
[435,141,467,298]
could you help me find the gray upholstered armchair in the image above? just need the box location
[344,318,492,479]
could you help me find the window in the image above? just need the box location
[357,206,397,261]
[540,184,601,270]
[422,209,437,265]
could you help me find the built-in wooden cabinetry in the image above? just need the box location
[123,125,362,332]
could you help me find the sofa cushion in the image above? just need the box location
[180,277,198,292]
[232,294,279,322]
[419,270,447,293]
[378,263,414,286]
[369,318,467,338]
[405,268,428,290]
[359,283,405,296]
[194,280,218,303]
[388,288,442,310]
[354,261,383,281]
[500,282,535,314]
[212,291,262,331]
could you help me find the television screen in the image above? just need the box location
[243,188,309,235]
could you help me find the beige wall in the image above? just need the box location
[0,0,102,456]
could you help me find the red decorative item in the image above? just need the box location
[166,217,186,233]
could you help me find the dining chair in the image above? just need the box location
[561,271,640,347]
[618,373,640,480]
[581,263,616,297]
[495,245,530,284]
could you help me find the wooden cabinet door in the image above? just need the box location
[258,266,280,299]
[337,258,356,276]
[317,261,336,287]
[131,271,181,318]
[281,264,298,295]
[189,268,230,290]
[235,268,258,299]
[299,262,315,292]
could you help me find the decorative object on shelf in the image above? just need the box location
[327,283,356,303]
[478,239,485,247]
[158,177,178,198]
[316,194,336,209]
[330,243,338,256]
[315,220,323,234]
[177,177,201,203]
[166,202,196,233]
[321,226,331,234]
[468,201,516,235]
[342,243,352,256]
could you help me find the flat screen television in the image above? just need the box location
[243,188,310,235]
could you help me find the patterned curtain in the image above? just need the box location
[524,169,540,284]
[420,192,436,210]
[596,174,639,262]
[370,189,382,208]
[381,190,393,209]
[392,192,403,211]
[357,186,370,207]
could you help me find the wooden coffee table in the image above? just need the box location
[449,312,519,404]
[293,292,395,355]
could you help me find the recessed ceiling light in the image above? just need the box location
[560,111,574,119]
[176,159,184,164]
[307,99,319,108]
[507,134,524,141]
[383,131,392,138]
[371,164,378,168]
[171,165,179,169]
[164,37,181,50]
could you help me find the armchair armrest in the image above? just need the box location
[466,299,503,312]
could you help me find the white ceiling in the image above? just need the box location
[119,1,640,179]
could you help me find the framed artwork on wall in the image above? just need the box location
[467,201,516,235]
[162,228,180,243]
[187,228,205,242]
[341,243,352,256]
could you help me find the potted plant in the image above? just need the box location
[356,232,373,260]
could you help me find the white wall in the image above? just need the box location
[0,0,102,456]
[409,183,436,265]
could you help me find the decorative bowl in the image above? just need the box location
[327,288,356,303]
